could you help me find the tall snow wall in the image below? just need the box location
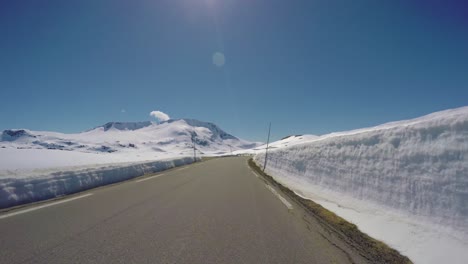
[255,107,468,231]
[0,157,197,209]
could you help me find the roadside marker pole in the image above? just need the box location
[263,122,271,172]
[192,136,197,162]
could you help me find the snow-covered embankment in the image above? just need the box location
[0,157,197,209]
[254,107,468,264]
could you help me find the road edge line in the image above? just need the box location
[0,193,93,219]
[265,184,293,210]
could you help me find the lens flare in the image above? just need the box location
[212,52,225,67]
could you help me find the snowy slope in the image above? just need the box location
[0,118,260,208]
[0,118,260,172]
[254,106,468,264]
[234,134,319,155]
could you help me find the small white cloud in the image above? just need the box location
[150,110,170,123]
[121,109,126,113]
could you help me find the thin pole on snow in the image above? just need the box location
[263,122,271,171]
[192,136,196,162]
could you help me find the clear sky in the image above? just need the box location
[1,0,467,142]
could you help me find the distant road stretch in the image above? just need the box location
[0,157,365,264]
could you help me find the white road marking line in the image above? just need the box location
[265,184,293,210]
[176,167,188,171]
[247,166,260,178]
[136,174,165,183]
[0,193,93,220]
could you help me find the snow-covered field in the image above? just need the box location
[0,118,259,208]
[253,106,468,264]
[0,148,162,173]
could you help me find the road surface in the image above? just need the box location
[0,157,366,263]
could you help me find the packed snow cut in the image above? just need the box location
[252,106,468,264]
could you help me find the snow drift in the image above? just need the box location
[255,107,468,230]
[0,157,197,209]
[254,107,468,263]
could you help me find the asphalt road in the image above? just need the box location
[0,157,364,264]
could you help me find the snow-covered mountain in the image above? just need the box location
[97,121,153,131]
[0,119,261,170]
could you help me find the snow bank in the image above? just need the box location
[254,106,468,264]
[0,157,197,209]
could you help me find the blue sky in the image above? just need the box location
[1,0,467,142]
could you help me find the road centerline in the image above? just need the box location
[0,193,93,220]
[135,174,165,183]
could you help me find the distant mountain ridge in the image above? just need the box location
[97,121,152,131]
[167,119,237,140]
[1,129,36,141]
[93,119,239,141]
[1,119,261,157]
